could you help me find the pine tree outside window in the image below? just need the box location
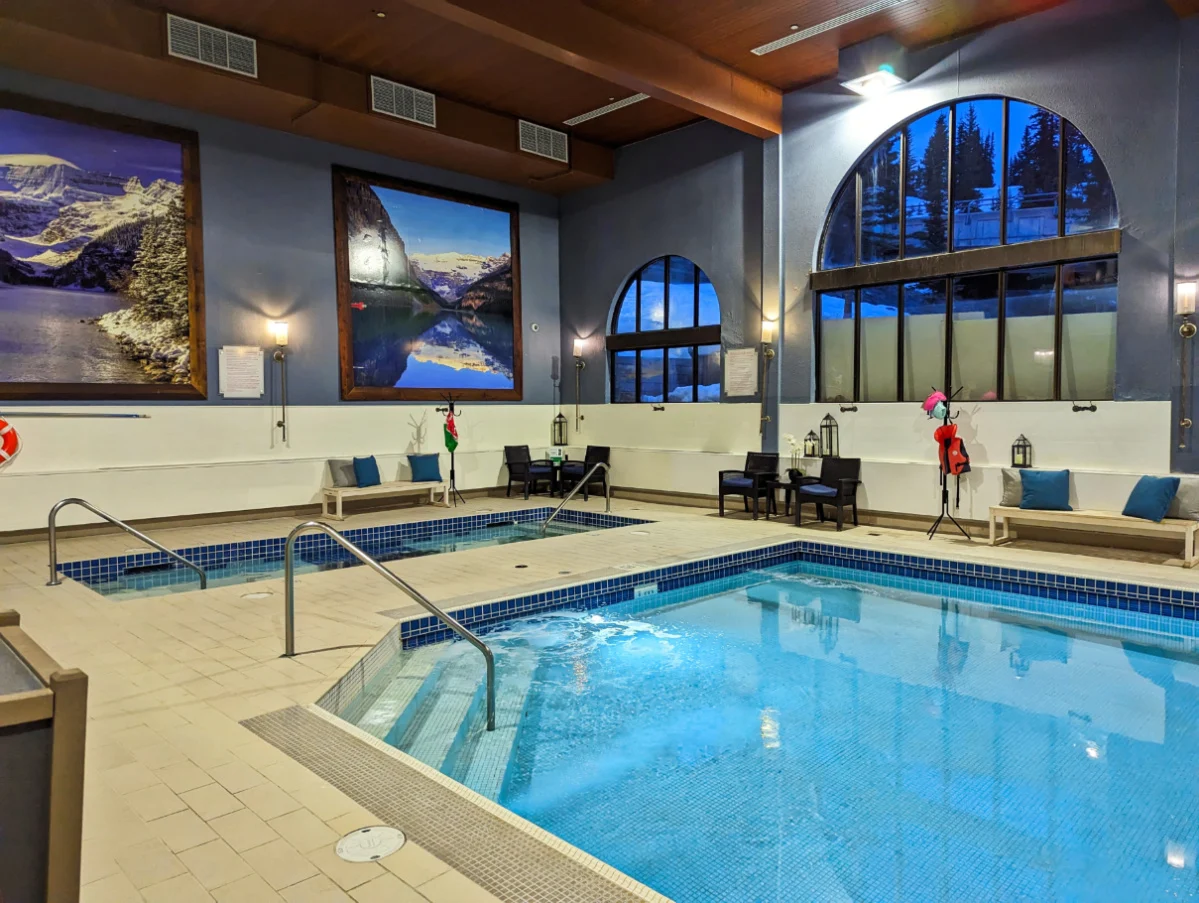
[814,96,1119,404]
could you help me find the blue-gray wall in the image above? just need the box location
[0,68,562,406]
[558,120,766,405]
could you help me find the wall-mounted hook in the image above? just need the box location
[839,404,858,413]
[1071,401,1098,413]
[651,404,666,412]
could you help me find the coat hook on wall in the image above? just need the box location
[1071,401,1098,413]
[839,404,858,414]
[652,404,666,412]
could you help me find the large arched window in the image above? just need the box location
[607,256,722,403]
[813,97,1119,403]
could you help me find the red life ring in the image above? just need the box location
[0,417,19,465]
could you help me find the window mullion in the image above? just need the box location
[897,283,905,401]
[997,271,1007,401]
[853,289,862,402]
[1053,264,1064,401]
[1057,116,1067,238]
[635,275,642,334]
[898,129,907,260]
[944,278,953,395]
[947,103,956,257]
[855,171,863,267]
[1000,100,1010,247]
[664,255,671,330]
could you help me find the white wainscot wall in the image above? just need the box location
[779,401,1173,519]
[0,405,558,532]
[568,403,763,497]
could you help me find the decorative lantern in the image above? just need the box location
[820,414,840,458]
[551,412,568,446]
[1011,434,1033,469]
[803,431,821,458]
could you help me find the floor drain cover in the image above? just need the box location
[336,826,405,862]
[631,530,650,535]
[867,532,882,537]
[241,591,273,600]
[558,570,571,575]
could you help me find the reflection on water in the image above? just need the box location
[350,284,514,389]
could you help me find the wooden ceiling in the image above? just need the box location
[0,0,1139,193]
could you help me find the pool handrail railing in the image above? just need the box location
[539,461,611,535]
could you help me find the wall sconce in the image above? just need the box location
[760,319,777,435]
[1179,282,1197,449]
[573,338,586,432]
[269,320,289,442]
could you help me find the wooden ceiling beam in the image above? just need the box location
[0,0,613,194]
[400,0,782,138]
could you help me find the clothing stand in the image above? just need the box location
[436,394,467,507]
[927,386,971,541]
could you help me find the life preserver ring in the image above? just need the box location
[0,418,19,466]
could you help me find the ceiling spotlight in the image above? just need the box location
[841,63,906,98]
[374,9,386,17]
[790,24,799,30]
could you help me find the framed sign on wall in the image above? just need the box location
[332,166,522,401]
[0,92,206,400]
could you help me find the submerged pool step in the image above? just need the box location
[391,643,488,769]
[349,644,445,739]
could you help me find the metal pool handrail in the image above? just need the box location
[540,461,611,535]
[283,521,495,732]
[47,498,208,589]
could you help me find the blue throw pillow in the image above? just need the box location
[1123,475,1180,522]
[353,455,381,488]
[1019,469,1072,511]
[408,453,442,483]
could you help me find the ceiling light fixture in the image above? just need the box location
[374,9,386,17]
[563,93,649,126]
[752,0,916,56]
[841,63,906,97]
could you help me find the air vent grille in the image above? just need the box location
[370,76,437,128]
[751,0,915,56]
[167,14,258,77]
[563,93,649,127]
[518,120,569,164]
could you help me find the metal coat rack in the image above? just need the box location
[928,386,971,542]
[435,394,466,507]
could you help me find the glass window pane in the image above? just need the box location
[1061,259,1117,399]
[698,344,721,402]
[951,273,1000,401]
[667,258,696,329]
[613,350,636,402]
[639,349,664,403]
[822,183,857,270]
[953,99,1002,250]
[667,346,696,402]
[860,285,899,401]
[903,279,947,401]
[819,290,855,402]
[1007,101,1061,244]
[1004,266,1058,400]
[698,270,720,326]
[640,259,666,331]
[904,109,950,258]
[615,280,637,333]
[860,132,902,263]
[1064,123,1118,235]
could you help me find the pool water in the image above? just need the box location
[80,520,593,599]
[343,560,1199,903]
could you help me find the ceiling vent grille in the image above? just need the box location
[370,76,437,128]
[166,14,258,77]
[751,0,915,56]
[564,93,649,126]
[518,120,569,164]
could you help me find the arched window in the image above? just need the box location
[814,97,1119,403]
[607,255,722,403]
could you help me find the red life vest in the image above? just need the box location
[934,423,971,476]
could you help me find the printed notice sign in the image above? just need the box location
[724,347,759,397]
[219,346,264,398]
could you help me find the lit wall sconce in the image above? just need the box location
[269,320,289,442]
[573,338,586,432]
[760,319,777,434]
[1178,282,1197,449]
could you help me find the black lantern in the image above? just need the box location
[551,412,568,446]
[803,431,821,457]
[820,414,839,458]
[1011,434,1033,469]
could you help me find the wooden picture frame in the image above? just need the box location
[0,92,206,401]
[332,166,523,402]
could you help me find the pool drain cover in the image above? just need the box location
[241,591,273,600]
[336,826,406,862]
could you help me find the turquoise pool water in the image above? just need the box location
[345,559,1199,902]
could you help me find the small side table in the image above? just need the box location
[765,477,822,519]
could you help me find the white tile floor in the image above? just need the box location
[3,494,1197,900]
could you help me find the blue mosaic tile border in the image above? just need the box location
[58,507,649,586]
[399,538,1199,648]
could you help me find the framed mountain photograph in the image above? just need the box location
[332,167,522,401]
[0,93,205,400]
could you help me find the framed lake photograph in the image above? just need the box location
[332,167,522,401]
[0,93,205,400]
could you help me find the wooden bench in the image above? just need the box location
[321,480,449,520]
[989,506,1199,568]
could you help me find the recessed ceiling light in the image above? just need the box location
[752,0,916,56]
[790,24,799,31]
[841,64,906,97]
[374,9,386,17]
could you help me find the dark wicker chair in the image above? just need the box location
[504,445,555,499]
[795,457,862,531]
[718,452,779,520]
[560,446,610,500]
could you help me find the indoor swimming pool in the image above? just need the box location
[58,508,646,599]
[334,556,1199,903]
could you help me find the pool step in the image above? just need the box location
[350,644,444,739]
[391,642,488,769]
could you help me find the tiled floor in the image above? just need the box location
[3,495,1198,901]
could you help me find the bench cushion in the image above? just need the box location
[1123,475,1181,523]
[328,459,357,488]
[1168,475,1199,520]
[353,455,382,488]
[722,476,755,491]
[1020,469,1071,511]
[408,453,442,482]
